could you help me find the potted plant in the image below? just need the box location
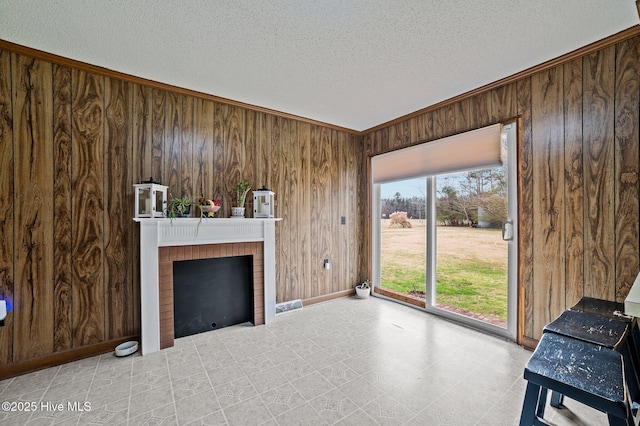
[232,180,251,217]
[197,197,221,218]
[166,195,193,218]
[355,279,371,299]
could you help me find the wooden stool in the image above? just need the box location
[519,333,633,426]
[542,309,639,408]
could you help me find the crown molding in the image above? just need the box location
[0,39,360,135]
[362,25,640,134]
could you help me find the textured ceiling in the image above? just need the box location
[0,1,637,131]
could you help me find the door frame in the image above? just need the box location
[371,121,519,342]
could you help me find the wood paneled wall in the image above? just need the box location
[0,49,366,371]
[363,35,640,342]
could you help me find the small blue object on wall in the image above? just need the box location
[0,300,6,326]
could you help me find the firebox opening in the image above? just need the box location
[173,255,254,338]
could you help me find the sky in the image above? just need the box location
[380,178,426,199]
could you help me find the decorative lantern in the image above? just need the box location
[134,178,168,218]
[253,186,275,218]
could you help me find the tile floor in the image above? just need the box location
[0,296,606,425]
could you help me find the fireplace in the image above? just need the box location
[159,243,262,349]
[135,218,280,355]
[173,255,254,338]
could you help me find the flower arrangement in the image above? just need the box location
[197,197,221,218]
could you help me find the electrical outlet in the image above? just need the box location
[341,216,346,225]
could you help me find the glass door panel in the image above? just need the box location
[378,178,427,307]
[434,168,509,327]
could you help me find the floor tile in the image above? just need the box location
[128,383,174,419]
[274,401,328,426]
[175,389,220,425]
[309,387,358,425]
[333,408,379,426]
[223,395,273,426]
[291,372,335,401]
[259,382,306,417]
[128,401,176,426]
[214,376,257,409]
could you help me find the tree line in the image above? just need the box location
[381,168,507,227]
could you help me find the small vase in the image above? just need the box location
[355,285,370,299]
[231,207,246,217]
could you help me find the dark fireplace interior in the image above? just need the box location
[173,255,254,339]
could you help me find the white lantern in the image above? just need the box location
[253,187,275,218]
[134,180,168,218]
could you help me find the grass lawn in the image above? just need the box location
[380,222,508,322]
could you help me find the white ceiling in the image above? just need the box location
[0,1,637,131]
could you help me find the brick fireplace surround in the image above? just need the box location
[135,218,280,355]
[158,242,264,349]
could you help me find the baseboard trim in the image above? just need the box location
[0,335,139,380]
[302,289,354,306]
[374,287,426,308]
[521,336,538,351]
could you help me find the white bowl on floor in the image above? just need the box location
[115,341,138,357]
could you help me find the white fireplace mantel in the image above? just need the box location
[134,217,281,355]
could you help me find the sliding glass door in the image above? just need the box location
[372,123,518,339]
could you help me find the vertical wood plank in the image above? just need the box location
[389,121,409,150]
[71,69,104,346]
[331,129,341,293]
[491,83,517,122]
[444,104,455,135]
[12,54,54,360]
[433,107,447,139]
[379,127,389,152]
[0,50,14,364]
[244,110,258,202]
[317,127,332,296]
[583,46,616,301]
[338,131,349,291]
[614,38,640,301]
[132,84,152,334]
[454,99,470,133]
[133,85,153,184]
[212,103,226,213]
[347,134,358,287]
[409,116,421,144]
[531,67,565,339]
[223,104,246,214]
[277,118,291,301]
[271,117,283,294]
[104,77,133,338]
[517,77,535,340]
[181,96,194,197]
[164,92,181,195]
[310,126,320,298]
[193,98,214,198]
[563,58,584,307]
[298,123,311,300]
[422,111,434,141]
[151,89,165,185]
[257,112,272,195]
[288,120,300,300]
[53,64,73,352]
[470,91,491,129]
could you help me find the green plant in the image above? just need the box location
[235,180,251,207]
[166,194,193,218]
[358,279,370,289]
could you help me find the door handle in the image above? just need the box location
[502,220,513,241]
